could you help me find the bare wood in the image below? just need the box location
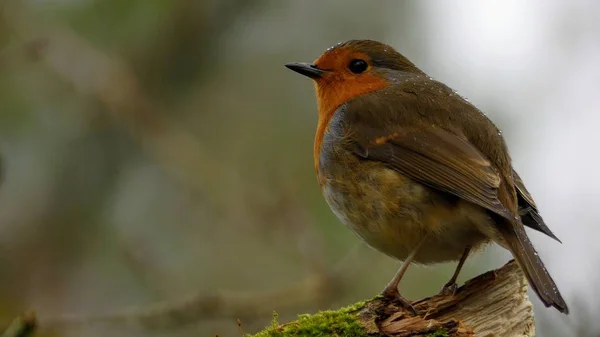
[254,260,535,337]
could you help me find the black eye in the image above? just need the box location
[348,59,368,74]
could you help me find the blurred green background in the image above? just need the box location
[1,1,599,336]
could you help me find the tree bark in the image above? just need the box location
[252,260,535,337]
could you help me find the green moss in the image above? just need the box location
[427,328,449,337]
[249,301,369,337]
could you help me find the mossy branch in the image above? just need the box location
[0,312,36,337]
[252,260,535,337]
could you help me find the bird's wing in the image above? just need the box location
[352,127,514,220]
[513,169,562,242]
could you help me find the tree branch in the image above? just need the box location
[252,260,535,337]
[0,312,36,337]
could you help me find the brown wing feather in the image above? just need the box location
[338,82,567,313]
[513,170,562,242]
[354,127,514,220]
[353,127,569,313]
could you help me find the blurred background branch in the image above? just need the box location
[2,0,234,200]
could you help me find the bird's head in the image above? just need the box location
[285,39,422,119]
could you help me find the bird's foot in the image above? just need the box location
[438,281,458,297]
[381,288,418,315]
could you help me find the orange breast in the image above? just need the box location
[313,73,390,186]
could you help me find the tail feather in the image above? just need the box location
[502,223,569,314]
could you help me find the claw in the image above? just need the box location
[438,282,458,297]
[381,288,418,315]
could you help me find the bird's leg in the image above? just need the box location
[438,246,472,296]
[381,237,427,314]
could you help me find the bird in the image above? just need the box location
[285,39,568,314]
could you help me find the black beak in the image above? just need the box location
[285,62,326,79]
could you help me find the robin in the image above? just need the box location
[285,39,568,314]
